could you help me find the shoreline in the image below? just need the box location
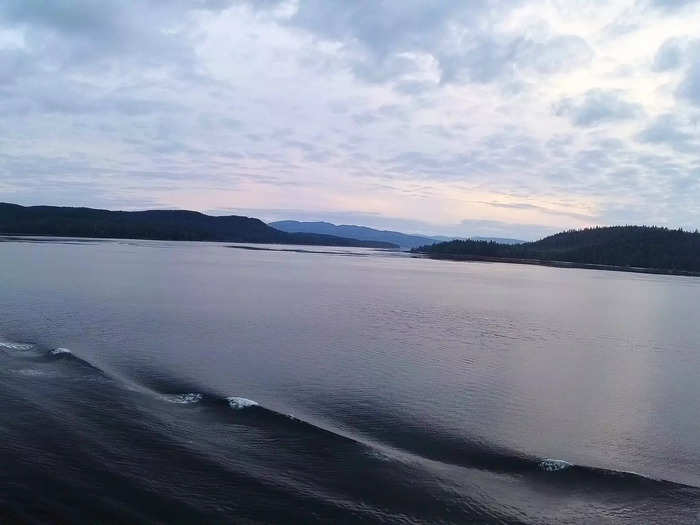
[413,252,700,278]
[0,233,397,250]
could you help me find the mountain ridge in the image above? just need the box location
[0,203,398,248]
[270,220,527,248]
[269,220,437,249]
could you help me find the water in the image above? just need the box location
[2,236,700,523]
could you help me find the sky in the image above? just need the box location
[1,0,699,240]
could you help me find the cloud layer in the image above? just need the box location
[1,0,699,239]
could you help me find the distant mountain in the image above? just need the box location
[0,203,398,248]
[414,226,700,275]
[269,220,439,249]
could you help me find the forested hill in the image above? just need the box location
[0,203,398,248]
[414,226,700,274]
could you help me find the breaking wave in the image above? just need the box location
[226,396,259,409]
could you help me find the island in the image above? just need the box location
[413,226,700,276]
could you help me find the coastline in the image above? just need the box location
[413,252,700,278]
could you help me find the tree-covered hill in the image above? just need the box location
[0,203,398,248]
[414,226,700,274]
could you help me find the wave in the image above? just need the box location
[44,347,108,375]
[150,390,696,492]
[226,396,259,409]
[538,458,572,472]
[227,245,370,257]
[3,338,695,496]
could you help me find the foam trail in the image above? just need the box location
[0,341,35,351]
[161,393,203,404]
[13,369,47,377]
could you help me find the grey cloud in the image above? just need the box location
[0,75,181,116]
[678,61,700,105]
[480,201,598,221]
[649,37,700,106]
[0,49,33,83]
[653,38,686,71]
[394,80,436,95]
[546,134,576,158]
[637,114,698,151]
[438,37,522,84]
[459,219,558,241]
[288,0,475,58]
[437,33,592,84]
[555,89,643,126]
[518,35,593,75]
[0,0,233,31]
[596,138,626,150]
[254,0,592,85]
[0,0,213,70]
[648,0,700,10]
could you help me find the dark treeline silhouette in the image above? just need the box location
[414,226,700,274]
[0,203,398,248]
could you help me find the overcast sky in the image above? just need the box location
[1,0,699,239]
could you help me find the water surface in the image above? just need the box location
[2,237,699,523]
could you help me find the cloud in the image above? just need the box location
[555,89,644,127]
[0,0,699,236]
[677,61,700,105]
[650,37,700,106]
[637,114,698,151]
[652,38,686,71]
[648,0,700,10]
[458,219,559,241]
[438,33,592,84]
[259,0,594,85]
[480,201,598,222]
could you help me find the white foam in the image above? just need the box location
[162,393,203,404]
[0,341,34,351]
[13,368,46,377]
[539,458,572,472]
[50,348,72,355]
[226,397,259,409]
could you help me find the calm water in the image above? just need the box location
[1,237,700,524]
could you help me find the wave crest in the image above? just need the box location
[226,397,259,409]
[539,458,572,472]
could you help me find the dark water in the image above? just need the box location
[2,237,700,524]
